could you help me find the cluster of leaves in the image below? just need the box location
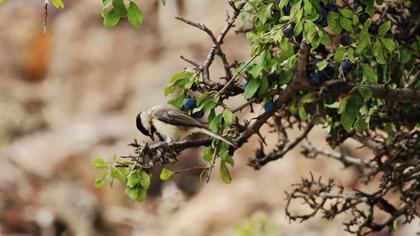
[101,0,144,28]
[92,156,174,202]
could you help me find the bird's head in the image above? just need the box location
[136,111,155,141]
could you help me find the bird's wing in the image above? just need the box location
[154,107,206,128]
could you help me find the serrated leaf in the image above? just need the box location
[339,16,352,31]
[112,0,127,16]
[125,186,140,201]
[361,64,378,84]
[103,9,120,28]
[244,77,260,100]
[301,92,318,104]
[354,118,368,133]
[127,169,141,187]
[358,87,373,99]
[92,158,107,168]
[298,106,308,121]
[160,168,174,180]
[209,114,223,132]
[51,0,64,9]
[223,109,235,126]
[378,20,391,36]
[139,170,151,189]
[380,38,396,52]
[339,8,353,18]
[95,172,107,188]
[110,166,124,182]
[334,47,346,62]
[327,13,342,35]
[341,94,363,131]
[219,161,232,184]
[127,2,143,28]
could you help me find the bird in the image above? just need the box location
[136,105,235,146]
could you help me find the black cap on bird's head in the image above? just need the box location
[136,112,155,141]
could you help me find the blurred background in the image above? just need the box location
[0,0,418,235]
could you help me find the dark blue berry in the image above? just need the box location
[283,3,291,15]
[340,35,352,46]
[264,102,275,112]
[308,72,323,86]
[368,23,379,35]
[359,12,369,24]
[322,64,335,78]
[192,110,205,118]
[353,3,359,11]
[184,98,196,110]
[320,6,329,17]
[316,17,328,28]
[341,60,352,73]
[283,27,294,38]
[326,3,340,12]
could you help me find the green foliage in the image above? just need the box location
[51,0,64,9]
[160,168,175,180]
[92,157,151,202]
[90,0,420,206]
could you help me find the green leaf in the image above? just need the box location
[51,0,64,9]
[301,92,318,104]
[223,109,235,126]
[357,34,371,52]
[103,9,121,28]
[339,8,353,18]
[327,13,342,35]
[294,21,304,36]
[259,4,272,24]
[334,47,346,62]
[380,38,396,52]
[125,186,140,201]
[139,171,151,189]
[168,91,187,108]
[127,2,143,28]
[209,114,223,132]
[219,161,232,184]
[358,87,373,99]
[244,77,260,100]
[95,172,107,188]
[298,106,308,121]
[110,166,124,182]
[160,168,174,180]
[339,16,353,32]
[112,0,127,17]
[378,20,391,36]
[354,118,368,133]
[160,0,166,6]
[361,64,378,84]
[127,170,141,187]
[341,93,363,131]
[203,146,213,162]
[92,158,107,168]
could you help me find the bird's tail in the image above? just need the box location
[199,128,236,146]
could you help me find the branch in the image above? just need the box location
[301,143,377,169]
[235,41,312,148]
[249,122,314,169]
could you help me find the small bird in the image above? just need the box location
[136,105,234,146]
